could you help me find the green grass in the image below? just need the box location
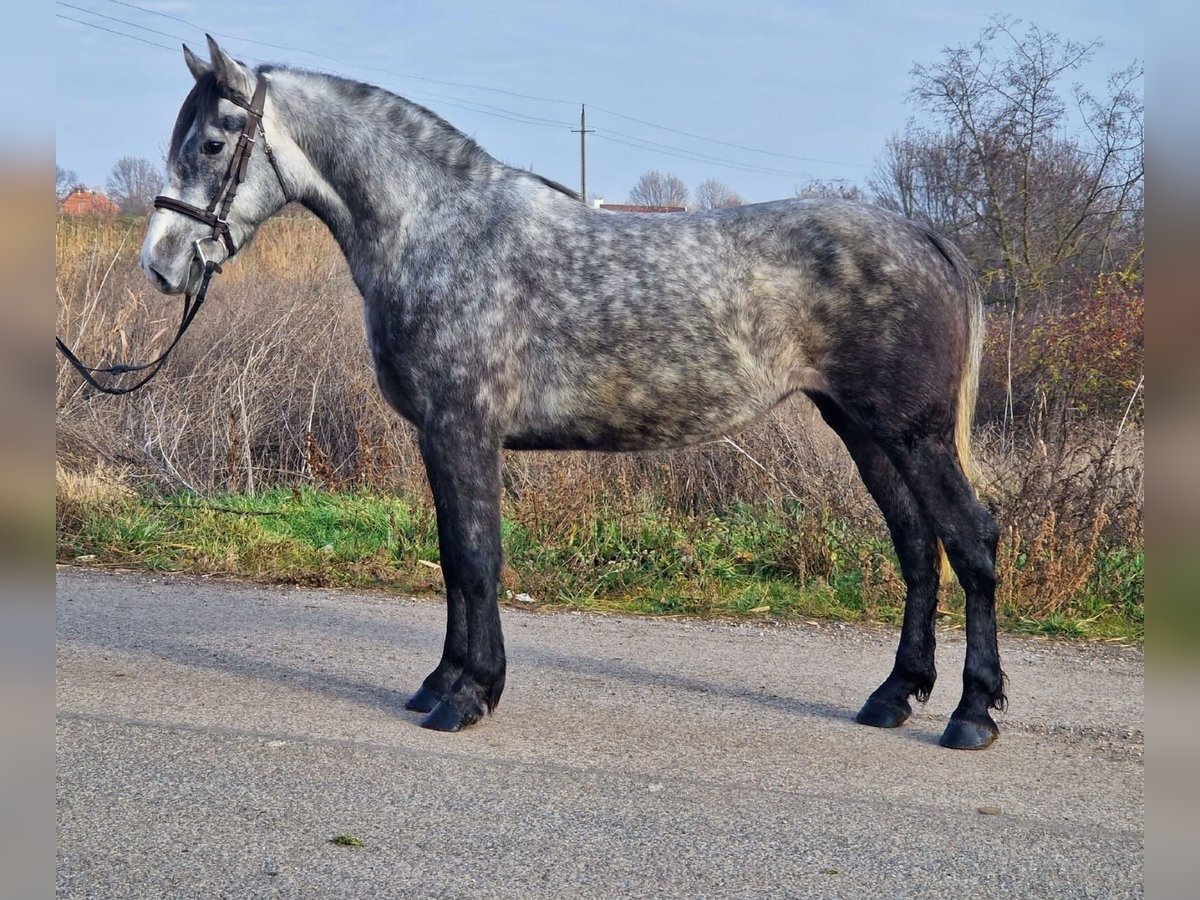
[56,486,1143,641]
[1006,545,1144,641]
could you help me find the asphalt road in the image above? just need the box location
[56,568,1144,898]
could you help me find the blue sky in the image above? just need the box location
[55,1,1142,204]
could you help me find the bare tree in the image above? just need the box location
[870,17,1143,308]
[869,129,980,236]
[694,178,744,209]
[56,165,79,203]
[106,156,164,216]
[628,170,689,207]
[795,179,866,202]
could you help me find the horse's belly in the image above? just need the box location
[504,374,790,452]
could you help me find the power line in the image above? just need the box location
[57,3,267,65]
[55,13,175,52]
[57,12,810,181]
[589,104,870,169]
[57,10,572,131]
[101,0,855,170]
[58,2,192,47]
[407,92,573,129]
[103,0,578,107]
[597,126,813,179]
[596,133,803,178]
[62,3,861,180]
[594,133,812,180]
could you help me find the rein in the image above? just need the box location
[55,264,217,395]
[55,76,284,396]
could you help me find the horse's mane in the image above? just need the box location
[169,66,579,201]
[528,172,580,201]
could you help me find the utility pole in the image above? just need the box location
[571,104,594,204]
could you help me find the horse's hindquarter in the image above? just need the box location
[503,203,828,451]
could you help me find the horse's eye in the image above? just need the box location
[202,140,225,156]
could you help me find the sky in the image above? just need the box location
[55,0,1143,205]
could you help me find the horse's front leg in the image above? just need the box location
[409,416,506,732]
[402,498,467,713]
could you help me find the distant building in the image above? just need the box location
[594,201,687,213]
[59,189,120,216]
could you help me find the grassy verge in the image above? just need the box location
[56,481,1142,642]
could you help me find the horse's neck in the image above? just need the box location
[270,70,502,260]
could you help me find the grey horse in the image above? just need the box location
[141,37,1005,749]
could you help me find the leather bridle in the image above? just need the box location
[56,75,286,395]
[152,75,285,262]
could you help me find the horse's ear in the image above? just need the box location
[182,44,210,82]
[205,34,255,104]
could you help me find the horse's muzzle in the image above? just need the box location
[142,237,225,296]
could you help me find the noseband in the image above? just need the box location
[56,76,286,396]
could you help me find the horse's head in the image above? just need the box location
[141,36,288,295]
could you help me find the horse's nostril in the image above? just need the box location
[148,266,172,292]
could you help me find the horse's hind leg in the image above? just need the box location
[806,392,941,729]
[410,415,506,732]
[881,432,1005,750]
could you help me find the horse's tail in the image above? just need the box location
[946,261,983,579]
[926,229,983,583]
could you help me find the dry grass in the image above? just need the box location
[55,461,133,550]
[56,214,1143,635]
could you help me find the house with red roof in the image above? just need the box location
[596,202,687,213]
[59,189,120,216]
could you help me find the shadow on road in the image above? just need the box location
[70,614,856,729]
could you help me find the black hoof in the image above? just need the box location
[939,716,999,750]
[421,698,484,732]
[405,683,444,713]
[855,695,912,728]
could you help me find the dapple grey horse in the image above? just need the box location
[141,37,1005,749]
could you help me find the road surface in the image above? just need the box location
[56,568,1143,898]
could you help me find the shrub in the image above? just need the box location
[979,277,1144,428]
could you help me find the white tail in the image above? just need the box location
[939,243,983,582]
